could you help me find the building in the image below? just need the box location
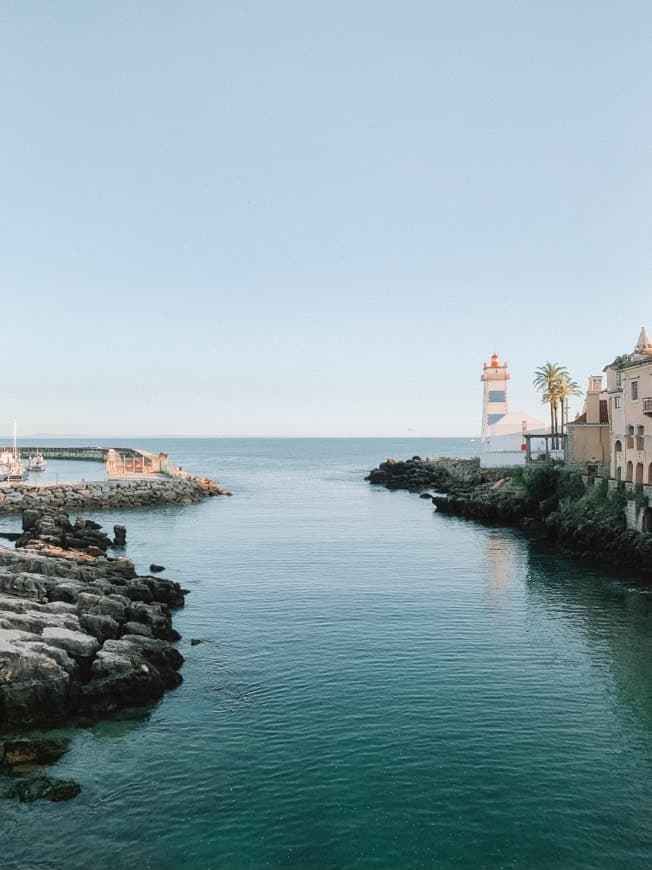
[603,327,652,533]
[480,353,545,468]
[565,375,610,477]
[604,327,652,485]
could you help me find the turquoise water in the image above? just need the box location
[4,438,652,869]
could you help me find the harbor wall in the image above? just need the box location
[2,447,112,461]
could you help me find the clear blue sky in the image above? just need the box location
[1,1,650,437]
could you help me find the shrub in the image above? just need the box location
[520,465,560,502]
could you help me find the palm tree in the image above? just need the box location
[533,362,568,435]
[557,375,582,434]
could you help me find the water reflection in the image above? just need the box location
[524,541,652,735]
[484,529,518,601]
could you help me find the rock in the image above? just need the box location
[1,775,81,802]
[190,638,202,646]
[149,564,165,573]
[123,582,154,604]
[22,510,42,531]
[122,621,153,638]
[96,596,127,622]
[0,637,73,727]
[75,517,102,531]
[419,492,433,499]
[80,643,167,716]
[1,737,70,767]
[113,525,127,546]
[79,612,121,643]
[41,627,100,660]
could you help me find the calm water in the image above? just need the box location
[4,438,652,869]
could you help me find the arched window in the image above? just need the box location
[636,463,644,484]
[626,461,634,482]
[617,466,622,481]
[615,440,622,452]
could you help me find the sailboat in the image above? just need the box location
[7,422,29,481]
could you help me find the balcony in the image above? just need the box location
[643,397,652,416]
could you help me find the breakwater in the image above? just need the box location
[3,446,125,461]
[0,474,229,514]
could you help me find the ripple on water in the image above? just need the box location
[5,439,652,869]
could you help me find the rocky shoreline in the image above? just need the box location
[0,509,187,802]
[367,457,652,575]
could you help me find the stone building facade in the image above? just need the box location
[604,327,652,485]
[565,375,610,477]
[603,327,652,533]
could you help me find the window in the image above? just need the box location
[615,396,622,409]
[631,380,639,401]
[627,425,635,449]
[616,371,623,389]
[488,390,506,403]
[637,426,645,451]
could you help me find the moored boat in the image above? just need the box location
[7,463,29,481]
[28,451,47,471]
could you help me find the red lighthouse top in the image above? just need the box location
[484,353,507,368]
[481,353,510,377]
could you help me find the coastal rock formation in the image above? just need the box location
[0,474,230,516]
[0,516,185,729]
[368,458,652,574]
[366,457,504,493]
[17,510,115,554]
[1,737,70,768]
[433,486,652,571]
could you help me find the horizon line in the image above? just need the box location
[15,434,481,441]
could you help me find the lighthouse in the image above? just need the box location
[479,353,545,467]
[481,353,509,438]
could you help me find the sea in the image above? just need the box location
[3,437,652,870]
